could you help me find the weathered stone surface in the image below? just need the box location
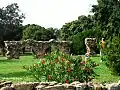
[107,83,120,90]
[49,81,57,86]
[44,85,65,90]
[11,82,40,90]
[85,38,97,56]
[1,81,120,90]
[3,39,71,59]
[0,86,14,90]
[62,83,75,90]
[0,81,12,88]
[40,82,50,86]
[4,41,22,59]
[35,85,46,90]
[54,85,65,90]
[93,84,103,90]
[70,81,81,85]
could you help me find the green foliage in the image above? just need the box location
[91,0,120,39]
[23,51,98,83]
[60,15,95,40]
[0,3,25,41]
[71,29,99,55]
[22,25,58,41]
[22,24,45,40]
[104,37,120,75]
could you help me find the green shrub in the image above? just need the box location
[104,37,120,75]
[23,51,98,83]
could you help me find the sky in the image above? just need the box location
[0,0,97,29]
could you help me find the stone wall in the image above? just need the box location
[85,38,97,56]
[1,81,120,90]
[4,39,71,59]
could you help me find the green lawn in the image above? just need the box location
[0,55,38,83]
[0,55,120,83]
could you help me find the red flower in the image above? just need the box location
[83,68,87,71]
[80,56,82,58]
[67,67,71,72]
[80,61,85,65]
[36,63,38,67]
[41,59,45,64]
[65,80,69,83]
[61,56,66,62]
[48,75,51,80]
[55,58,59,63]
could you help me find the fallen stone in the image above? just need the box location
[0,81,12,88]
[49,81,57,86]
[11,82,39,90]
[40,82,50,86]
[0,86,14,90]
[70,81,80,85]
[35,85,46,90]
[62,83,75,90]
[107,83,120,90]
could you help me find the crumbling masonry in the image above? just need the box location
[4,39,71,59]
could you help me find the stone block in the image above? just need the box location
[11,82,39,90]
[0,86,14,90]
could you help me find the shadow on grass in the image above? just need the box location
[0,71,31,78]
[21,52,33,56]
[0,58,20,63]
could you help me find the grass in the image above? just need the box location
[0,54,120,83]
[0,54,38,83]
[91,56,120,83]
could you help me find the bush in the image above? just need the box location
[23,51,98,83]
[104,37,120,75]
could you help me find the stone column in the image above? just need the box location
[4,41,22,59]
[85,38,96,56]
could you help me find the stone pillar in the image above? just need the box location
[4,41,22,59]
[85,38,96,56]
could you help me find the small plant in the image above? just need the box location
[23,51,98,83]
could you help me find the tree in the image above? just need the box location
[91,0,120,39]
[0,3,25,41]
[22,24,58,41]
[60,15,95,40]
[0,3,25,56]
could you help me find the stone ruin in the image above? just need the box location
[4,41,22,59]
[1,80,120,90]
[3,39,71,59]
[85,38,97,56]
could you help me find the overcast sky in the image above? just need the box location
[0,0,97,29]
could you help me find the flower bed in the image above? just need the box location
[23,51,98,83]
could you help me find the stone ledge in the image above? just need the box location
[0,81,120,90]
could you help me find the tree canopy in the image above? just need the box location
[0,3,25,41]
[22,24,59,41]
